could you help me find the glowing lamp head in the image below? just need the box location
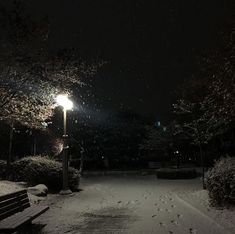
[56,94,73,110]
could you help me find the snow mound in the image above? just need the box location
[0,180,44,204]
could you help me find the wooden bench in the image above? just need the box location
[148,161,161,169]
[0,189,49,233]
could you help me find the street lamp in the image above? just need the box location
[56,94,73,195]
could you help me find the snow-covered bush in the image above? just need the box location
[156,168,197,179]
[0,160,6,179]
[11,156,80,191]
[206,157,235,206]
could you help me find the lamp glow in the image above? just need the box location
[56,95,73,110]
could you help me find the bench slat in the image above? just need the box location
[0,206,49,232]
[0,206,37,226]
[0,190,27,202]
[12,206,49,228]
[0,190,49,233]
[0,210,32,229]
[0,193,28,210]
[0,197,30,216]
[0,203,30,221]
[0,207,36,228]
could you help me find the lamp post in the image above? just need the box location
[56,94,73,195]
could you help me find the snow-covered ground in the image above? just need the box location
[0,180,25,195]
[177,189,235,234]
[33,175,235,234]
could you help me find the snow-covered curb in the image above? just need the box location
[176,190,235,234]
[0,180,45,204]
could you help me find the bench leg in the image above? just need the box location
[17,222,32,234]
[18,222,46,234]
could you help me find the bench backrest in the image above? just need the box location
[0,190,30,221]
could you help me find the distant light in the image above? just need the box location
[56,94,73,110]
[175,150,179,154]
[155,121,161,127]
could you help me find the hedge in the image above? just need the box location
[156,168,197,179]
[11,156,80,191]
[0,160,6,179]
[206,157,235,206]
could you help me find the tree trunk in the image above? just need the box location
[199,143,206,189]
[7,122,14,179]
[33,134,37,156]
[177,153,180,169]
[231,129,234,148]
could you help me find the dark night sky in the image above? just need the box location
[3,0,232,121]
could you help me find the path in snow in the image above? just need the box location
[34,175,232,234]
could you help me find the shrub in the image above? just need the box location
[205,157,235,206]
[0,160,6,179]
[11,156,80,191]
[156,168,197,179]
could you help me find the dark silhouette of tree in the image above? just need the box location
[172,25,234,187]
[0,1,104,177]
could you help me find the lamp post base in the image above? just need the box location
[59,189,73,195]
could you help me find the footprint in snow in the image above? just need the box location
[126,200,136,205]
[160,199,167,204]
[189,228,197,233]
[159,222,165,227]
[171,220,179,226]
[165,208,172,213]
[177,214,183,219]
